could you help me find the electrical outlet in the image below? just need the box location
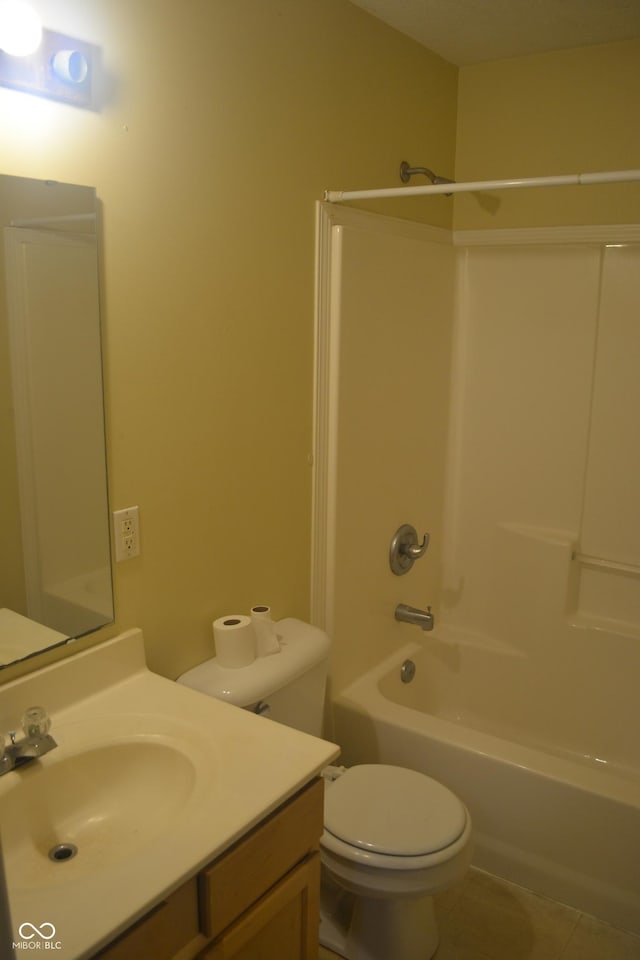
[113,506,140,561]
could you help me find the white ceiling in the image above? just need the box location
[347,0,640,65]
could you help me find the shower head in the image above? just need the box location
[399,161,455,192]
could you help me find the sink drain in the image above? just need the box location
[48,843,78,863]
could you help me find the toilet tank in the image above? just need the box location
[177,618,330,737]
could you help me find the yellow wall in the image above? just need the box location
[0,0,457,679]
[455,39,640,229]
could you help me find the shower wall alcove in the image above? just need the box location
[312,201,640,780]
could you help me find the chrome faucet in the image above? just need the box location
[0,706,57,776]
[395,604,435,631]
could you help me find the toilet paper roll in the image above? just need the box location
[213,615,257,668]
[250,605,281,657]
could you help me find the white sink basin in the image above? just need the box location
[0,734,197,890]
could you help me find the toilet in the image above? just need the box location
[178,618,472,960]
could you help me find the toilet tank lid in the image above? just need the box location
[176,618,330,707]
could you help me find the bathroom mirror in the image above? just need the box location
[0,174,113,667]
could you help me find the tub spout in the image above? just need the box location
[395,604,434,631]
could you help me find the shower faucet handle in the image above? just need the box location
[389,524,430,575]
[404,534,430,560]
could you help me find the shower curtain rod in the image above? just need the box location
[324,169,640,203]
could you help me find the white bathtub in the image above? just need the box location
[331,632,640,935]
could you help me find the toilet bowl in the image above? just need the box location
[319,764,472,960]
[177,618,472,960]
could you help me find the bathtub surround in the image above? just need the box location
[312,207,455,687]
[446,237,640,662]
[315,204,640,935]
[314,206,640,670]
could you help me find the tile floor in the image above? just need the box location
[318,867,640,960]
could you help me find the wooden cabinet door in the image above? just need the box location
[200,779,323,940]
[93,878,200,960]
[199,853,320,960]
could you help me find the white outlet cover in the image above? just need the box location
[112,506,140,561]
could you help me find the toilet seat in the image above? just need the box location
[322,764,468,870]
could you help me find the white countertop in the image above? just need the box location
[0,608,68,666]
[0,628,339,959]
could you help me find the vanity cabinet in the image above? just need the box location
[198,854,320,959]
[94,778,324,960]
[92,880,200,960]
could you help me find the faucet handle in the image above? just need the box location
[22,706,51,737]
[403,534,430,561]
[390,524,431,575]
